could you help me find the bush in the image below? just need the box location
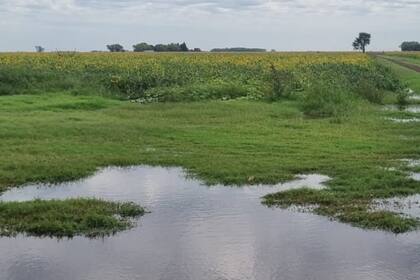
[354,78,384,104]
[301,62,402,94]
[301,81,354,120]
[396,89,410,107]
[295,62,402,118]
[132,81,260,103]
[267,64,300,100]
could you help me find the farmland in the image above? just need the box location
[387,51,420,61]
[0,52,391,103]
[0,52,420,236]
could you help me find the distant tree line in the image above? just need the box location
[106,42,201,52]
[210,47,266,52]
[400,41,420,51]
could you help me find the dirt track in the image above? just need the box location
[380,56,420,73]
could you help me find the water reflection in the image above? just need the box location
[0,166,419,280]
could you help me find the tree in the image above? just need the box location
[180,42,189,52]
[107,44,125,52]
[35,46,45,53]
[153,44,167,52]
[153,43,182,52]
[131,42,194,52]
[353,33,371,53]
[167,43,181,52]
[400,41,420,51]
[133,42,154,52]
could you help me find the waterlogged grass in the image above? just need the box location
[1,91,420,233]
[263,188,419,234]
[263,58,420,233]
[0,53,418,233]
[0,93,395,188]
[0,198,145,237]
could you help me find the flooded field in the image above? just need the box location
[0,166,419,280]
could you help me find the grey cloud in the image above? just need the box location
[3,0,420,14]
[0,0,419,52]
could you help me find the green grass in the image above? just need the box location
[378,57,420,94]
[263,189,419,233]
[385,54,420,67]
[0,198,145,237]
[0,54,419,234]
[1,90,420,233]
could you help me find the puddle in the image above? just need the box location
[401,159,420,168]
[407,89,420,100]
[373,194,420,219]
[0,171,329,202]
[0,166,419,280]
[385,117,420,123]
[375,158,420,222]
[411,173,420,181]
[384,105,420,113]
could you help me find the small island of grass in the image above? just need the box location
[0,198,146,238]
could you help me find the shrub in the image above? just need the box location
[396,89,410,107]
[301,81,354,120]
[354,78,384,104]
[267,64,300,100]
[133,81,259,103]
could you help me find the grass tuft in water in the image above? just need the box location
[262,188,419,234]
[0,198,146,238]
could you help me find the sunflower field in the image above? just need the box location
[0,52,400,104]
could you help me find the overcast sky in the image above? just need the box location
[1,0,419,52]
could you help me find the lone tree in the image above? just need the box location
[107,44,125,52]
[353,32,371,53]
[35,46,45,53]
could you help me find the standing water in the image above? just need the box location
[0,166,419,280]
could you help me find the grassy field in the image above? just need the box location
[378,56,420,93]
[0,52,419,234]
[386,52,420,65]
